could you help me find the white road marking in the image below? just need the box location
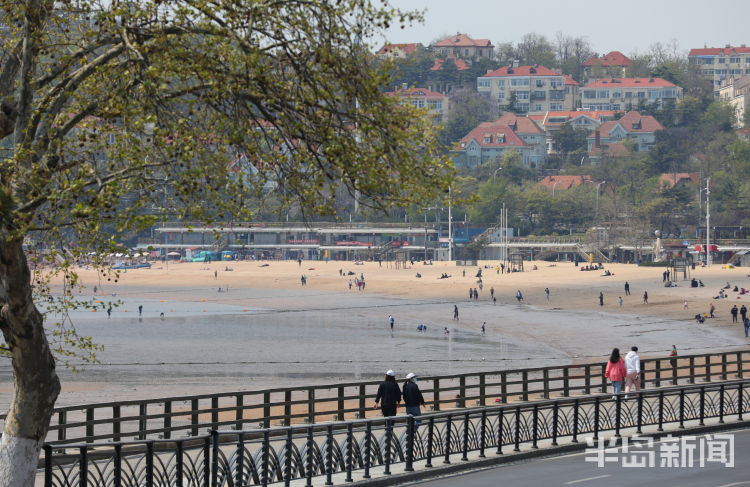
[715,483,750,487]
[563,474,611,485]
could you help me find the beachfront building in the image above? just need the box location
[581,51,631,79]
[688,45,750,97]
[477,65,578,114]
[719,75,750,127]
[586,111,664,155]
[527,110,616,154]
[375,42,422,60]
[581,77,682,111]
[384,87,449,123]
[451,113,546,168]
[432,33,494,59]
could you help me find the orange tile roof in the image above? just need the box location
[433,33,493,48]
[377,43,421,55]
[689,46,750,56]
[482,65,560,77]
[591,111,664,137]
[584,77,677,88]
[538,110,616,126]
[537,175,593,190]
[659,172,700,188]
[430,56,470,71]
[582,51,632,67]
[563,74,579,86]
[495,113,544,134]
[458,122,528,148]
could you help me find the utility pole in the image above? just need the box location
[706,177,711,266]
[448,186,453,261]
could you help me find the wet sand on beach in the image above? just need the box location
[1,259,748,407]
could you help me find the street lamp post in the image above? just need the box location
[596,180,606,213]
[552,180,561,197]
[493,166,503,180]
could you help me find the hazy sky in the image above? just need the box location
[381,0,750,56]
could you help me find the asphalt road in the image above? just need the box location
[410,429,750,487]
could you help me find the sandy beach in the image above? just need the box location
[1,258,748,407]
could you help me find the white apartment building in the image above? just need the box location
[581,77,682,111]
[477,65,578,114]
[689,45,750,97]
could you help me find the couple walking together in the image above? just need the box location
[374,370,425,421]
[604,346,641,398]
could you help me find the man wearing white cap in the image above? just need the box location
[374,369,401,417]
[402,372,425,426]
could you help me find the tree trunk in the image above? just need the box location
[0,238,60,487]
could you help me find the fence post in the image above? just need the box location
[263,392,271,428]
[44,445,52,487]
[657,390,664,431]
[572,399,579,443]
[584,365,591,395]
[705,355,711,383]
[359,384,366,419]
[146,441,154,487]
[722,353,728,380]
[656,360,662,388]
[345,422,354,481]
[79,446,88,487]
[444,414,453,464]
[58,410,66,443]
[552,402,559,446]
[434,378,441,411]
[203,436,211,487]
[337,386,345,420]
[285,428,293,487]
[563,367,570,397]
[235,394,243,430]
[363,422,372,478]
[405,416,415,471]
[459,375,466,408]
[532,404,539,449]
[385,419,393,474]
[308,389,316,424]
[543,369,550,399]
[600,364,607,393]
[593,397,600,440]
[496,408,504,455]
[679,389,685,429]
[115,443,122,487]
[719,384,725,423]
[211,430,219,487]
[306,426,314,487]
[672,357,678,386]
[113,406,121,442]
[637,393,643,434]
[164,401,172,439]
[500,372,508,403]
[139,403,147,440]
[192,399,199,437]
[615,395,621,437]
[325,425,333,485]
[86,408,94,442]
[513,406,521,452]
[479,373,486,406]
[236,433,245,487]
[462,412,470,461]
[737,352,744,379]
[522,371,529,402]
[176,441,184,487]
[700,386,705,425]
[426,417,434,467]
[479,409,487,457]
[211,397,219,428]
[738,383,744,421]
[689,356,696,384]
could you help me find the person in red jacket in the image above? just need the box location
[605,348,627,399]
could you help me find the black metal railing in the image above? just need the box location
[19,350,749,446]
[43,379,750,487]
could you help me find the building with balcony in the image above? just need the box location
[528,110,616,154]
[586,111,664,155]
[688,45,750,97]
[375,43,422,60]
[477,65,578,114]
[451,113,546,169]
[582,51,631,79]
[384,87,449,123]
[432,33,494,59]
[718,75,750,127]
[581,77,682,111]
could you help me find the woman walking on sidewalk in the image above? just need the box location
[605,348,626,399]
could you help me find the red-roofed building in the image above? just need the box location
[659,173,700,189]
[537,175,593,192]
[477,65,578,114]
[586,111,664,155]
[528,110,616,154]
[582,51,631,79]
[432,33,494,59]
[688,45,750,96]
[581,77,682,111]
[376,43,422,60]
[451,114,547,168]
[384,87,449,123]
[430,55,470,72]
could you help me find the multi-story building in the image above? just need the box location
[586,111,664,155]
[581,51,631,79]
[384,87,449,123]
[719,75,750,127]
[432,33,494,59]
[688,45,750,97]
[451,113,546,169]
[477,65,578,114]
[375,43,422,60]
[581,77,682,111]
[528,110,616,154]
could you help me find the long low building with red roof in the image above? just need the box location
[477,64,579,114]
[581,77,682,111]
[432,33,494,59]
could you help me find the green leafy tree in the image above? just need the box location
[439,89,495,145]
[552,122,590,157]
[0,1,451,482]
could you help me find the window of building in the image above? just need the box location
[550,78,563,88]
[730,57,740,63]
[498,92,505,100]
[514,91,530,100]
[583,90,597,99]
[637,91,646,98]
[612,104,620,111]
[483,135,492,143]
[612,91,622,98]
[478,79,491,88]
[597,90,609,98]
[414,99,425,108]
[535,79,544,87]
[515,103,530,112]
[534,104,542,111]
[731,69,743,75]
[498,79,505,87]
[511,78,530,87]
[428,100,442,110]
[465,49,469,56]
[625,91,633,98]
[719,57,726,63]
[550,103,563,111]
[704,69,715,75]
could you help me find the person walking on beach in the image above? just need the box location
[138,305,143,317]
[741,305,747,323]
[731,305,739,323]
[642,291,648,304]
[624,281,630,296]
[481,321,486,335]
[605,348,626,399]
[468,288,473,301]
[388,315,395,330]
[374,370,401,417]
[516,290,523,302]
[453,305,459,321]
[214,270,217,280]
[669,345,678,368]
[599,291,604,306]
[624,346,641,397]
[710,303,715,318]
[473,287,479,301]
[619,296,623,307]
[490,287,495,301]
[545,287,550,301]
[744,317,750,337]
[402,373,425,427]
[107,306,112,319]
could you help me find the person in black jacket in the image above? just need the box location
[374,370,401,417]
[402,372,425,427]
